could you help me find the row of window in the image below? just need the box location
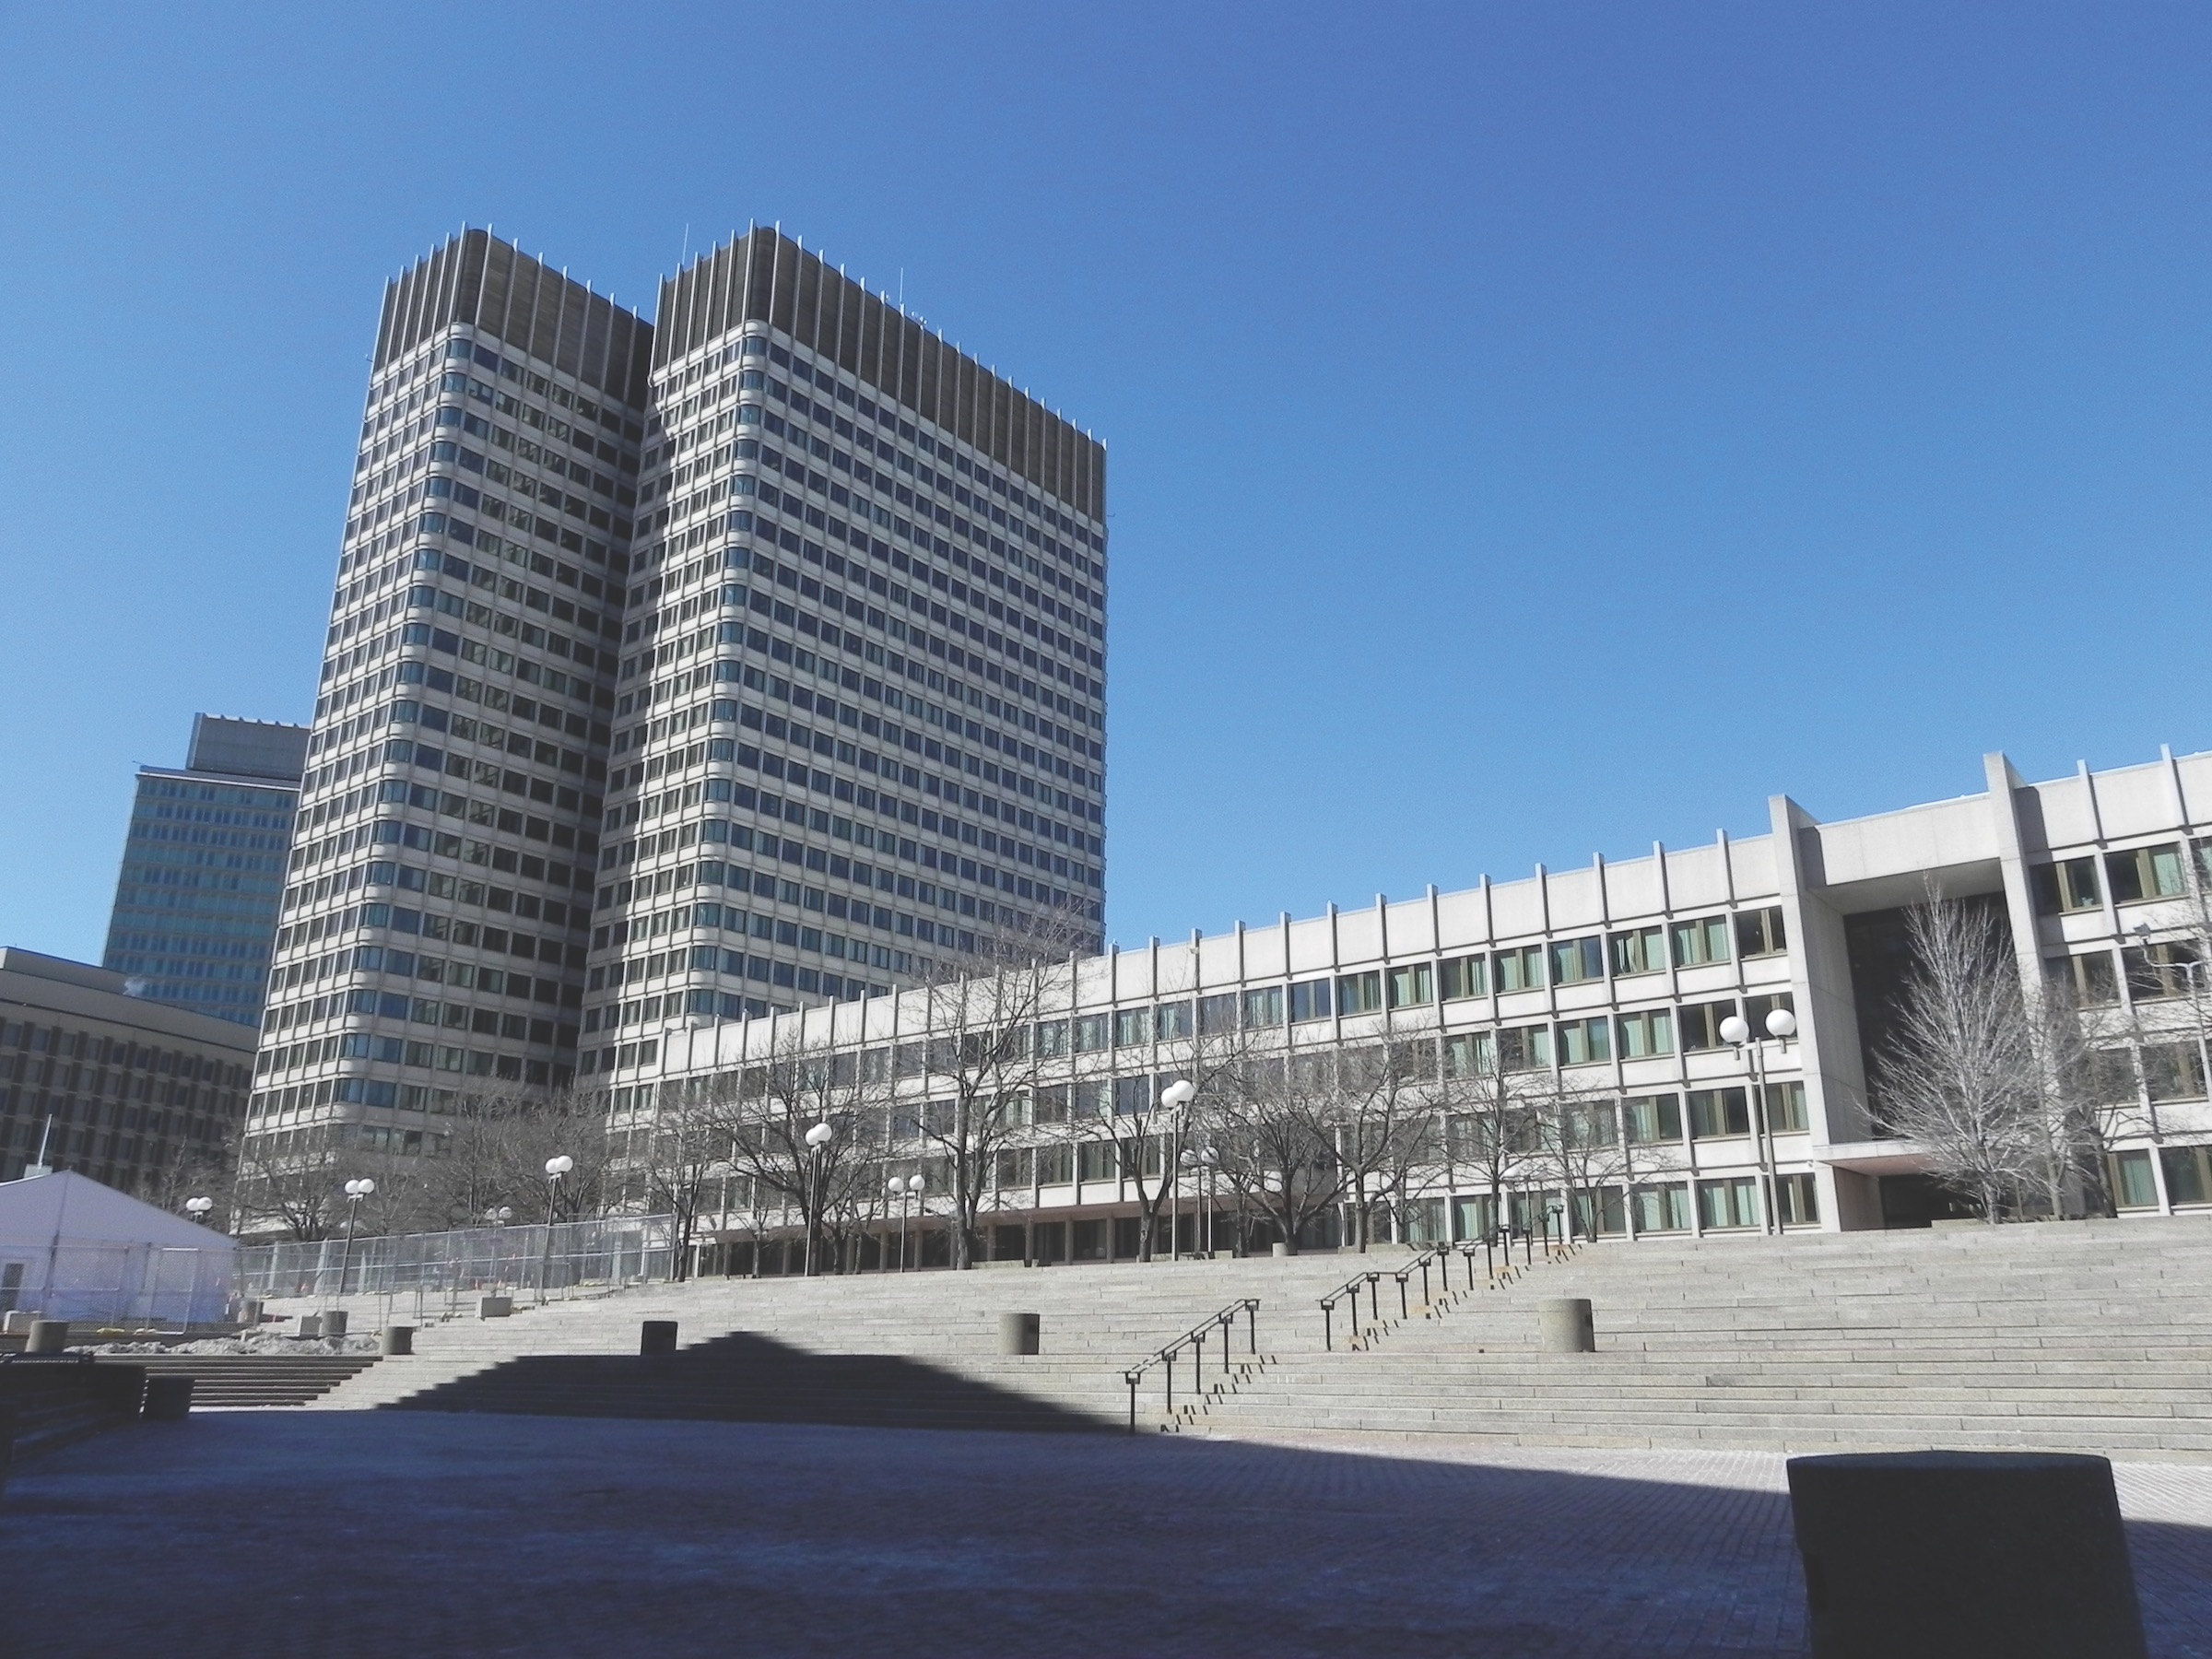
[2036,841,2207,913]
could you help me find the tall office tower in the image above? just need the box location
[248,232,653,1167]
[579,231,1108,1078]
[102,714,310,1027]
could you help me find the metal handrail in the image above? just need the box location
[1122,1297,1260,1434]
[1318,1268,1382,1352]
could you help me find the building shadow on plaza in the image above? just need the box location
[383,1329,1110,1434]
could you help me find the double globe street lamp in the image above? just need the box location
[537,1155,574,1300]
[335,1176,375,1310]
[888,1171,925,1272]
[1720,1006,1799,1235]
[802,1121,835,1277]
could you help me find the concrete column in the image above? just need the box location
[380,1325,415,1357]
[640,1320,678,1357]
[1787,1451,2145,1658]
[1537,1299,1594,1352]
[998,1312,1041,1355]
[321,1311,348,1340]
[25,1320,69,1355]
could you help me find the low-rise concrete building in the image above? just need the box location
[606,747,2212,1265]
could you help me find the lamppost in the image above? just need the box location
[802,1121,834,1276]
[1721,1007,1798,1234]
[538,1154,573,1301]
[184,1195,214,1225]
[904,1171,926,1269]
[335,1177,374,1310]
[1157,1078,1195,1260]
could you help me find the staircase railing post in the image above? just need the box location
[1126,1372,1137,1435]
[1245,1299,1256,1355]
[1322,1300,1333,1351]
[1165,1349,1174,1417]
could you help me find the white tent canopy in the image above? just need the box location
[0,1171,233,1327]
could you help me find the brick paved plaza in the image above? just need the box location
[6,1416,2212,1657]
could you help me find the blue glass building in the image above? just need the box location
[102,716,309,1028]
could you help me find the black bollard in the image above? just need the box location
[640,1320,678,1358]
[1787,1451,2146,1659]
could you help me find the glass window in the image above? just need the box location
[1442,1030,1493,1077]
[2032,856,2101,914]
[1336,971,1382,1016]
[1156,1001,1194,1041]
[1073,1014,1109,1053]
[1498,1024,1551,1072]
[1112,1074,1154,1113]
[1677,1000,1739,1052]
[1623,1093,1682,1144]
[1735,907,1787,959]
[1114,1009,1152,1048]
[1698,1176,1759,1230]
[2105,1148,2158,1210]
[1197,994,1238,1034]
[2049,952,2119,1006]
[1035,1019,1070,1057]
[1631,1182,1691,1232]
[1492,945,1544,993]
[1440,954,1488,1001]
[1764,1080,1809,1133]
[1073,1078,1113,1116]
[2124,942,2201,1002]
[1241,986,1285,1028]
[2107,843,2186,904]
[1555,1017,1611,1065]
[1609,925,1665,977]
[1671,917,1731,967]
[1616,1008,1674,1059]
[1776,1171,1818,1226]
[1744,991,1794,1035]
[2159,1144,2212,1207]
[1031,1085,1069,1124]
[1388,964,1433,1008]
[1077,1139,1116,1182]
[1688,1087,1751,1138]
[1548,935,1605,985]
[2142,1042,2207,1103]
[1572,1185,1628,1238]
[1035,1143,1074,1184]
[1288,979,1333,1023]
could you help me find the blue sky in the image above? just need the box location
[2,3,2207,959]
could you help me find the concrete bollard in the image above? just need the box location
[1270,1242,1290,1259]
[998,1312,1041,1355]
[25,1320,70,1356]
[381,1324,414,1357]
[142,1375,194,1421]
[1538,1298,1595,1353]
[297,1313,323,1338]
[1787,1451,2146,1658]
[321,1311,348,1340]
[478,1295,512,1320]
[640,1320,678,1358]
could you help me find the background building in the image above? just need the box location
[243,228,1104,1196]
[101,714,307,1027]
[587,229,1108,1081]
[0,947,256,1194]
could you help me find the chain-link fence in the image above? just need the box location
[0,1241,231,1328]
[234,1214,677,1315]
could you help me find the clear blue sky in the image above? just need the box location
[2,4,2207,961]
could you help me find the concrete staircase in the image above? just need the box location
[1214,1220,2212,1457]
[94,1354,382,1407]
[286,1221,2212,1456]
[300,1250,1450,1431]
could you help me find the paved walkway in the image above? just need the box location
[6,1416,2211,1657]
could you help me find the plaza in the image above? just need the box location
[6,1412,2211,1658]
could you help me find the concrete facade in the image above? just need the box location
[611,747,2212,1254]
[0,948,256,1195]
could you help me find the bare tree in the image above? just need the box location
[1331,1039,1444,1251]
[905,910,1094,1269]
[709,1027,888,1275]
[1204,1045,1347,1255]
[1437,1044,1547,1241]
[1525,1074,1635,1245]
[1877,897,2048,1222]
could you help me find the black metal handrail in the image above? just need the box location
[1122,1297,1259,1434]
[1318,1266,1383,1352]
